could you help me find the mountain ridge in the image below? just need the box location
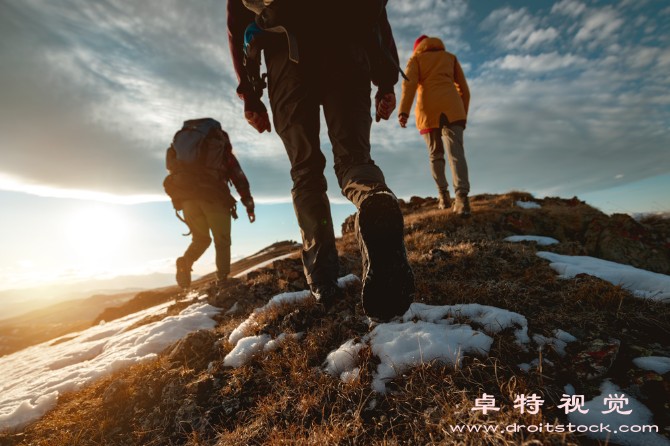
[1,192,669,445]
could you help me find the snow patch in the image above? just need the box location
[504,235,559,245]
[0,301,220,432]
[632,356,670,375]
[516,201,541,209]
[264,332,303,352]
[228,275,360,347]
[568,380,670,446]
[537,252,670,302]
[367,320,492,393]
[223,335,271,368]
[325,302,533,393]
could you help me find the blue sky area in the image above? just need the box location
[0,0,668,292]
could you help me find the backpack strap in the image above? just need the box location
[374,22,409,81]
[262,25,299,63]
[175,209,192,236]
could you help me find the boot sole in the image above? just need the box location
[357,194,415,321]
[176,257,191,289]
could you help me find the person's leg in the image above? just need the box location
[422,129,449,191]
[322,42,415,320]
[443,123,469,196]
[442,123,471,217]
[322,44,389,207]
[265,41,340,294]
[422,129,450,208]
[177,199,212,287]
[201,200,232,282]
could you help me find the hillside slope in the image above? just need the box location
[1,192,669,446]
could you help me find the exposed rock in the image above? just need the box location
[571,338,621,380]
[583,213,670,274]
[163,330,219,366]
[342,214,356,235]
[131,375,164,411]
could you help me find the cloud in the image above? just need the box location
[485,52,588,73]
[551,0,587,17]
[387,0,470,60]
[574,6,624,46]
[1,0,669,209]
[0,0,267,198]
[481,7,559,51]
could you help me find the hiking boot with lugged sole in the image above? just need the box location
[452,194,471,219]
[356,192,415,321]
[176,257,192,289]
[438,189,451,210]
[310,279,345,311]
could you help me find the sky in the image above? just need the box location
[0,0,669,294]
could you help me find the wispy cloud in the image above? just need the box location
[0,0,669,206]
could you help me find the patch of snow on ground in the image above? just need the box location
[264,332,302,352]
[367,320,492,393]
[0,301,220,432]
[228,290,311,345]
[504,235,559,245]
[532,330,577,357]
[324,339,365,377]
[225,275,361,366]
[536,252,670,302]
[518,357,554,373]
[632,357,670,375]
[568,380,670,446]
[516,201,541,209]
[325,302,533,393]
[223,335,271,368]
[404,303,530,345]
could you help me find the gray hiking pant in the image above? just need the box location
[182,199,231,280]
[422,122,470,196]
[265,40,392,285]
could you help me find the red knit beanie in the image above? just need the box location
[414,35,428,52]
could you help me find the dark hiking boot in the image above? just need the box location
[452,194,471,219]
[176,257,192,289]
[310,279,345,310]
[356,192,415,321]
[438,189,451,210]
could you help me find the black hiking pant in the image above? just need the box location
[265,39,393,285]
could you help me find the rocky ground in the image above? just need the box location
[1,192,668,446]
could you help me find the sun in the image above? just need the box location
[66,207,126,263]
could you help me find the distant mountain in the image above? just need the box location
[0,241,301,358]
[0,273,176,321]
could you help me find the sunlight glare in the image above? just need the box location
[66,207,127,263]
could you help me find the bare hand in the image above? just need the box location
[375,93,396,122]
[399,114,408,128]
[245,111,271,133]
[248,212,256,223]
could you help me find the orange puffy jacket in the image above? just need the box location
[399,37,470,130]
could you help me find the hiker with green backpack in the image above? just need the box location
[226,0,416,321]
[164,118,255,290]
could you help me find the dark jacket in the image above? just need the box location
[226,0,401,111]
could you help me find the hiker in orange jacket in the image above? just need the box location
[398,35,472,218]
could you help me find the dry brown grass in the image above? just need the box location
[4,192,669,446]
